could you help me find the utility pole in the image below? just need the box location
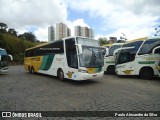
[120,32,127,42]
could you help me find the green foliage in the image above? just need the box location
[8,28,17,36]
[0,22,42,63]
[0,33,40,63]
[0,22,8,33]
[18,32,36,42]
[98,37,109,46]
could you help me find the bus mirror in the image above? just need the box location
[152,46,160,54]
[8,54,13,61]
[76,44,83,55]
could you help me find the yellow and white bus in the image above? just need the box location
[24,36,104,81]
[103,43,123,74]
[115,37,160,79]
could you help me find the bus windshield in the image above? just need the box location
[0,49,7,55]
[108,45,122,56]
[79,47,104,68]
[77,37,104,68]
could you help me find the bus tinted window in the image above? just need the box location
[0,49,7,55]
[108,45,121,56]
[25,40,64,57]
[25,49,34,57]
[39,41,64,55]
[65,38,78,69]
[123,41,143,54]
[138,39,160,55]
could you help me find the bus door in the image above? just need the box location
[65,38,78,79]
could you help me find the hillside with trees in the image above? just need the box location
[0,22,43,63]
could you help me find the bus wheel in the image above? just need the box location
[58,69,64,81]
[31,66,35,74]
[107,66,115,75]
[139,67,154,80]
[28,66,32,73]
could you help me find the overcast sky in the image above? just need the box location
[0,0,160,41]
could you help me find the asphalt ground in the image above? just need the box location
[0,65,160,120]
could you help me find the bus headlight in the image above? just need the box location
[78,69,88,73]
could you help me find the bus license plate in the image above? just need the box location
[93,75,97,77]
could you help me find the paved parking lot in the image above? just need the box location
[0,65,160,120]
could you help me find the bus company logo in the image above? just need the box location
[66,71,74,78]
[122,70,133,75]
[2,112,11,117]
[142,57,159,60]
[40,48,60,50]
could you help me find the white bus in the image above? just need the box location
[0,48,13,73]
[155,46,160,78]
[156,62,160,77]
[115,37,160,79]
[24,36,104,81]
[103,43,123,74]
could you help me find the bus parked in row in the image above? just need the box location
[115,37,160,79]
[156,62,160,77]
[155,46,160,78]
[103,43,123,74]
[24,36,104,81]
[0,48,13,73]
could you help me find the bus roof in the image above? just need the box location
[126,37,148,43]
[26,42,48,51]
[147,36,160,40]
[102,44,112,47]
[125,36,160,44]
[111,43,124,46]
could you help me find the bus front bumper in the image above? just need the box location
[76,71,104,80]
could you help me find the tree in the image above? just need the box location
[8,28,17,36]
[98,37,109,46]
[0,22,8,33]
[18,32,36,42]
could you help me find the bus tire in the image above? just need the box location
[139,67,154,80]
[31,66,35,74]
[58,69,64,81]
[28,66,32,73]
[107,66,115,75]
